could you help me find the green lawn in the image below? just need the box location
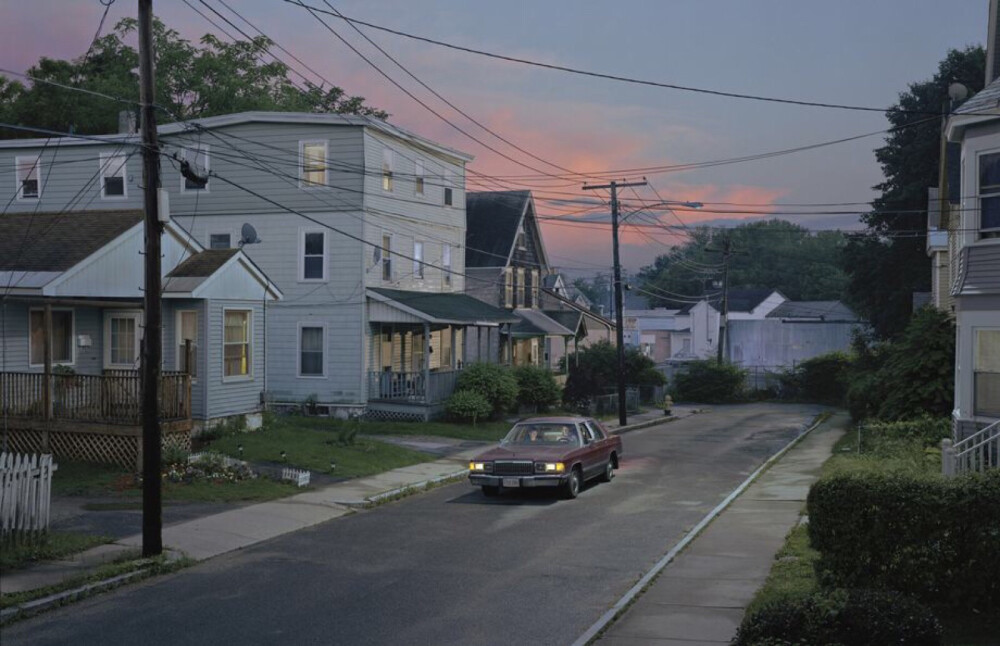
[0,532,113,572]
[245,414,512,443]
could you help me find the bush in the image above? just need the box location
[780,352,851,405]
[454,362,518,417]
[860,418,950,451]
[734,589,942,646]
[874,308,954,421]
[807,469,1000,609]
[563,341,665,406]
[670,360,746,403]
[511,365,561,412]
[445,390,493,424]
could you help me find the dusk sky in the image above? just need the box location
[2,0,989,274]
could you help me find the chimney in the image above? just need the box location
[118,110,138,134]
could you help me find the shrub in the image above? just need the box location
[807,469,1000,609]
[860,418,950,451]
[563,341,665,406]
[162,444,191,467]
[670,360,746,403]
[734,589,942,646]
[445,390,493,424]
[512,365,561,411]
[781,352,852,405]
[874,308,955,421]
[454,362,518,416]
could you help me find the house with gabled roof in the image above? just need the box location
[0,210,280,463]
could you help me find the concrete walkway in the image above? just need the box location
[592,412,846,645]
[0,407,687,603]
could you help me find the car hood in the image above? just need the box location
[473,445,576,461]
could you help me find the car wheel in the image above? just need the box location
[563,468,581,499]
[600,458,615,483]
[482,485,499,497]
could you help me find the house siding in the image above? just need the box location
[163,299,207,420]
[0,302,103,373]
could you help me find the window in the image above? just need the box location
[504,268,513,308]
[300,140,327,187]
[444,169,453,206]
[209,233,231,249]
[29,309,73,366]
[382,148,394,191]
[516,268,525,307]
[442,244,452,287]
[516,225,526,250]
[980,152,1000,234]
[299,325,325,377]
[177,310,198,377]
[975,329,1000,416]
[100,153,127,198]
[381,234,393,281]
[531,269,540,308]
[104,311,141,368]
[223,310,251,378]
[414,159,424,195]
[413,241,424,279]
[300,230,326,281]
[180,146,209,192]
[16,155,41,200]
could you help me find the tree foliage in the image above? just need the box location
[454,362,518,418]
[511,365,561,411]
[843,46,985,339]
[670,360,747,403]
[1,17,386,139]
[637,219,847,307]
[563,341,665,405]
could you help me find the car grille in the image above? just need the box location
[492,460,534,476]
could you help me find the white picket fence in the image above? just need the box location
[0,453,57,539]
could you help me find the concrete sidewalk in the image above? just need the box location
[590,412,846,645]
[0,407,691,604]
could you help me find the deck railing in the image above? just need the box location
[367,370,459,405]
[942,419,1000,476]
[1,371,191,426]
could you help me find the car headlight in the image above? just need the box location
[469,462,492,472]
[535,462,566,473]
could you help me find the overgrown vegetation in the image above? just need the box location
[511,365,561,412]
[562,341,665,406]
[444,389,493,424]
[669,359,746,403]
[452,362,519,418]
[1,532,112,572]
[778,352,851,405]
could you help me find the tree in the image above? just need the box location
[563,341,665,405]
[572,274,610,311]
[874,307,955,420]
[1,17,386,139]
[843,46,985,339]
[638,219,848,306]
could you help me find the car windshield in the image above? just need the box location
[503,423,581,447]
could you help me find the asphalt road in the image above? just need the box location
[4,403,824,646]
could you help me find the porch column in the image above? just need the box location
[423,322,431,402]
[450,327,457,370]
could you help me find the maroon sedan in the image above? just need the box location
[468,417,623,499]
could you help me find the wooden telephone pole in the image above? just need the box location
[583,179,646,427]
[138,0,163,557]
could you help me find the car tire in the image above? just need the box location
[600,458,615,483]
[482,485,499,497]
[563,468,581,500]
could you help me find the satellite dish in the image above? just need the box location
[239,223,261,246]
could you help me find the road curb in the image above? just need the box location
[1,567,151,626]
[570,412,830,646]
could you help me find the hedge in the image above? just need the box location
[807,469,1000,609]
[733,589,941,646]
[670,360,746,403]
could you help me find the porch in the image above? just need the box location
[1,371,193,469]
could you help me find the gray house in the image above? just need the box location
[2,112,513,421]
[0,210,280,449]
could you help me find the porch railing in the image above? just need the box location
[942,419,1000,476]
[1,371,191,426]
[368,370,459,405]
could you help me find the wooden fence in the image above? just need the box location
[0,453,56,539]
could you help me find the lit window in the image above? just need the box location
[301,141,327,187]
[381,234,392,281]
[442,244,452,287]
[516,268,525,307]
[100,153,127,198]
[177,310,198,377]
[301,231,326,281]
[414,159,424,195]
[300,326,324,377]
[209,233,231,249]
[180,146,209,191]
[975,329,1000,416]
[29,309,73,365]
[413,241,424,279]
[223,310,251,378]
[382,149,394,191]
[504,268,513,308]
[16,155,41,200]
[980,152,1000,234]
[531,270,540,308]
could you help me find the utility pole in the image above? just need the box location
[583,179,645,427]
[138,0,163,557]
[714,234,732,363]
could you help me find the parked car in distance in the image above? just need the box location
[468,417,623,499]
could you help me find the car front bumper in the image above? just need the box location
[469,473,567,488]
